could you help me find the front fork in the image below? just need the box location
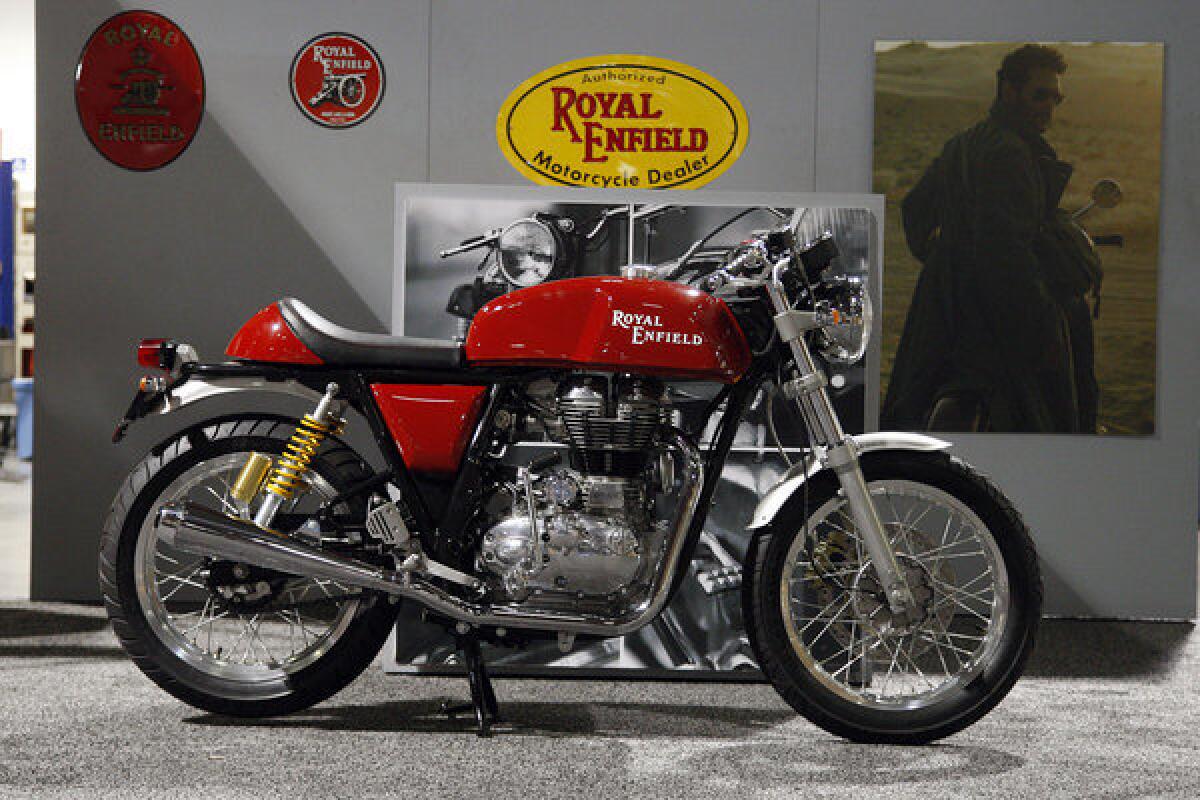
[766,280,918,618]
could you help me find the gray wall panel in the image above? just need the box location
[428,0,819,191]
[147,0,431,325]
[813,0,1198,618]
[32,0,423,601]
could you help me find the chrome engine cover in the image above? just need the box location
[481,375,672,604]
[480,503,644,597]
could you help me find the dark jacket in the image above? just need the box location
[881,102,1095,432]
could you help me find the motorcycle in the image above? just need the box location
[309,73,366,109]
[103,208,1042,741]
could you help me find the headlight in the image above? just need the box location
[815,278,871,364]
[498,218,558,287]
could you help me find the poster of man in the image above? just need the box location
[874,41,1163,434]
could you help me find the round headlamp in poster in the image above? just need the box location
[497,55,749,190]
[74,11,204,171]
[290,33,385,128]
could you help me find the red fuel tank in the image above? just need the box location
[465,277,751,382]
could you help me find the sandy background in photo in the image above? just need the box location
[873,42,1163,435]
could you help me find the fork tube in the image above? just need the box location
[767,276,914,615]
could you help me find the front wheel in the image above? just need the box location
[744,451,1041,744]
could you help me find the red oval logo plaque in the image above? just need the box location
[290,33,385,128]
[75,11,205,171]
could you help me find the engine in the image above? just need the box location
[478,375,674,605]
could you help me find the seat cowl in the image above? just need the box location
[277,298,463,369]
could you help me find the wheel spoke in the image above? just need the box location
[795,595,853,637]
[897,634,936,690]
[928,575,994,605]
[876,636,902,699]
[203,485,239,516]
[178,604,229,639]
[918,630,975,659]
[158,564,206,603]
[249,616,278,665]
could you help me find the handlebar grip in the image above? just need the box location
[458,234,486,247]
[1092,234,1124,247]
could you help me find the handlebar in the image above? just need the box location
[438,230,501,259]
[1091,234,1124,248]
[701,243,769,291]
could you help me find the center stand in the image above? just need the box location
[440,632,501,736]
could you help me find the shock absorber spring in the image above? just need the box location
[253,383,344,530]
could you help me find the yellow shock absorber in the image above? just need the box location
[262,414,342,500]
[252,383,344,530]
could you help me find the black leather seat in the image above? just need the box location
[278,297,463,369]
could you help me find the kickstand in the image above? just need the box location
[440,633,501,737]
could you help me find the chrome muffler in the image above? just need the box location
[156,503,406,596]
[155,432,703,636]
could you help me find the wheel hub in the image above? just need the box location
[205,560,288,611]
[850,526,951,637]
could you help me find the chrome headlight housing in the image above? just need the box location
[498,218,558,287]
[814,277,871,364]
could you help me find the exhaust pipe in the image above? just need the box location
[155,432,703,636]
[156,503,405,596]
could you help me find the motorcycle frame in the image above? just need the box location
[135,355,770,619]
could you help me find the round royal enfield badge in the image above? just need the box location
[290,33,385,128]
[75,11,205,171]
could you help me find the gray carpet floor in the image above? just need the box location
[0,603,1197,799]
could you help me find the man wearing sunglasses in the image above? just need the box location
[884,44,1098,434]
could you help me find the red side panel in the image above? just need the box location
[226,303,323,365]
[371,384,488,475]
[465,277,751,383]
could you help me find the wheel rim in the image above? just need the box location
[779,480,1010,709]
[133,453,363,683]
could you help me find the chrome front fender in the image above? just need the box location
[746,432,952,530]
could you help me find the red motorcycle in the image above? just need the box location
[103,211,1041,741]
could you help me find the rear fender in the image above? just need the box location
[746,432,952,530]
[160,375,325,414]
[113,373,326,443]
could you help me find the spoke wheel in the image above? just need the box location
[101,415,399,717]
[745,451,1041,744]
[779,480,1008,709]
[134,454,361,681]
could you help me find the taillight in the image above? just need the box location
[136,338,198,373]
[137,338,171,371]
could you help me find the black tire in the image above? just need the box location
[100,414,399,718]
[744,450,1041,744]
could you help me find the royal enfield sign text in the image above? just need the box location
[290,33,385,128]
[75,11,205,171]
[498,55,748,190]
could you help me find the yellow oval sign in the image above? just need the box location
[497,54,748,190]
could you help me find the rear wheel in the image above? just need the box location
[100,415,398,717]
[744,451,1041,743]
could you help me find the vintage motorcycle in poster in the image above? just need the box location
[103,208,1041,741]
